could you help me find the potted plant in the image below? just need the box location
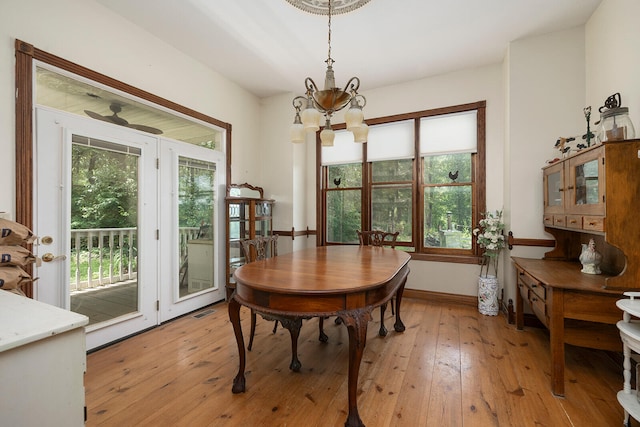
[473,210,505,316]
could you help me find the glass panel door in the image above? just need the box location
[159,140,225,322]
[35,107,158,351]
[179,157,215,297]
[69,136,141,325]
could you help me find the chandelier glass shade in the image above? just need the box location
[290,0,368,146]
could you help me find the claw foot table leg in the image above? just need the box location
[394,280,407,333]
[228,298,246,393]
[280,317,303,372]
[340,308,372,427]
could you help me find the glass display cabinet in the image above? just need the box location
[225,183,275,299]
[543,144,605,231]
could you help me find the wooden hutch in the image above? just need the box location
[225,183,275,299]
[513,139,640,396]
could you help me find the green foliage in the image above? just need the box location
[325,155,473,248]
[178,163,215,230]
[327,189,361,243]
[71,145,138,229]
[423,153,473,248]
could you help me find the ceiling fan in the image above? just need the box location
[84,103,163,135]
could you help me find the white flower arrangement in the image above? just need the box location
[473,210,505,277]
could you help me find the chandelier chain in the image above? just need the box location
[327,0,333,66]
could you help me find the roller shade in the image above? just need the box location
[367,120,414,161]
[321,131,363,165]
[420,110,477,156]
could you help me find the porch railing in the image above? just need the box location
[70,227,200,292]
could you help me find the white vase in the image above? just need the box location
[478,275,499,316]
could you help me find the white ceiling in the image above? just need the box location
[96,0,601,99]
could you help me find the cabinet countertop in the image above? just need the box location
[0,291,88,353]
[511,257,621,294]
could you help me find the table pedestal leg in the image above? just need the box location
[394,280,407,333]
[279,317,303,372]
[228,298,246,394]
[340,309,372,427]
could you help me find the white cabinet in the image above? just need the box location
[0,291,88,426]
[616,292,640,426]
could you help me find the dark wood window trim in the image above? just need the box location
[14,39,233,296]
[316,101,486,266]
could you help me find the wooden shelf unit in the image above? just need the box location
[514,139,640,396]
[225,183,274,299]
[542,139,640,289]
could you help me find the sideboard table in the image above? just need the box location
[513,257,623,396]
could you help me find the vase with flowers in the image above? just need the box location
[473,210,505,316]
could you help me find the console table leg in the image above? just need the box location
[340,309,372,427]
[549,287,565,397]
[228,298,246,394]
[394,280,407,333]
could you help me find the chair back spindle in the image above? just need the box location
[241,235,279,263]
[356,230,399,248]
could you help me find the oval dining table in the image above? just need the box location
[228,245,411,427]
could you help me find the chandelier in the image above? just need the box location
[289,0,369,146]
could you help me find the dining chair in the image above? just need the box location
[240,235,279,351]
[357,229,400,336]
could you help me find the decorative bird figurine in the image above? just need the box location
[579,238,602,274]
[448,170,459,182]
[333,177,341,187]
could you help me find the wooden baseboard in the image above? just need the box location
[404,289,477,307]
[404,288,514,320]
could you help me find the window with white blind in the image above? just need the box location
[320,101,486,263]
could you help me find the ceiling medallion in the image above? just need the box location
[289,0,369,146]
[285,0,370,15]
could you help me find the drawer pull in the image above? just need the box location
[531,283,537,288]
[567,185,574,190]
[556,219,562,222]
[532,297,538,302]
[569,219,577,224]
[588,221,596,226]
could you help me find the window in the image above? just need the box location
[319,101,486,263]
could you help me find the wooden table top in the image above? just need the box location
[234,245,411,295]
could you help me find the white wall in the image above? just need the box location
[504,26,588,306]
[0,0,262,218]
[503,0,640,307]
[586,0,640,132]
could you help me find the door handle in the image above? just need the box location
[41,253,67,263]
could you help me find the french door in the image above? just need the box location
[158,140,225,322]
[34,107,224,350]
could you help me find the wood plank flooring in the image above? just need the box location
[85,298,634,426]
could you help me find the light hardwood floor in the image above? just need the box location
[85,298,633,426]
